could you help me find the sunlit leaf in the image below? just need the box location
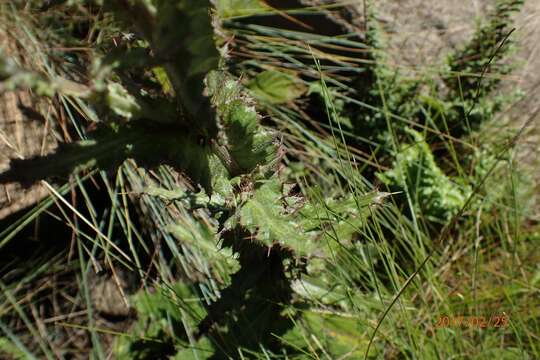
[248,70,306,104]
[215,0,270,18]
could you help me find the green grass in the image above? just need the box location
[0,0,538,359]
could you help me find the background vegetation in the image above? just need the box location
[0,0,538,359]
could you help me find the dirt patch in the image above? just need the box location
[0,29,58,219]
[374,0,493,70]
[369,0,540,92]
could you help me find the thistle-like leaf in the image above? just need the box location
[223,178,382,258]
[225,178,319,257]
[206,70,278,175]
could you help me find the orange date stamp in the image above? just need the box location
[435,314,509,329]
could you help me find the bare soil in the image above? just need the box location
[0,30,58,219]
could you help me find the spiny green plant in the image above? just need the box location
[0,0,537,359]
[0,1,389,358]
[214,0,525,225]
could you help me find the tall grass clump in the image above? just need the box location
[0,0,538,359]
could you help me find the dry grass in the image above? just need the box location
[0,28,58,219]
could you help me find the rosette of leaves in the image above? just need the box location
[113,69,385,357]
[377,128,471,222]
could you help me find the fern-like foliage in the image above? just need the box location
[445,0,524,98]
[440,0,524,136]
[377,128,471,222]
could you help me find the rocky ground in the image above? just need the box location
[370,0,540,215]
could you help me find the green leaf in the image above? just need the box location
[151,66,174,96]
[171,337,216,359]
[114,283,208,360]
[105,0,220,133]
[282,310,372,358]
[0,336,31,360]
[0,127,135,185]
[106,83,142,119]
[223,177,383,257]
[225,101,277,172]
[226,178,318,256]
[167,220,238,269]
[207,70,278,174]
[248,70,306,104]
[377,128,471,221]
[215,0,270,18]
